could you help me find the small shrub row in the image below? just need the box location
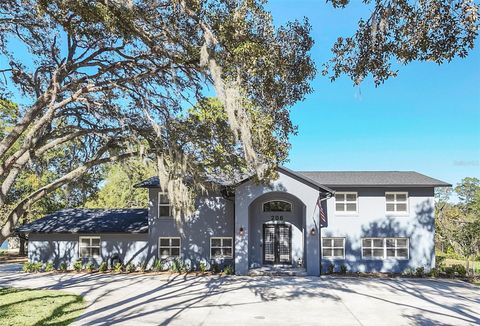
[323,263,348,274]
[23,259,234,275]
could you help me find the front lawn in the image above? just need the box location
[0,288,85,326]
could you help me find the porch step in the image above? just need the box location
[248,266,307,277]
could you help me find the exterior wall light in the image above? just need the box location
[239,227,244,236]
[310,227,316,236]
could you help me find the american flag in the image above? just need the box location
[317,195,328,227]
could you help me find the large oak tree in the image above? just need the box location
[0,0,478,243]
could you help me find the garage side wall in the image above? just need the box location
[28,233,149,268]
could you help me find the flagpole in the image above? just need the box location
[316,191,333,276]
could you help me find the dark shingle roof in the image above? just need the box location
[134,176,160,188]
[16,208,148,234]
[136,169,450,190]
[298,171,451,187]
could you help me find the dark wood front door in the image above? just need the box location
[263,224,292,265]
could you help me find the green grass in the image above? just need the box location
[0,288,85,326]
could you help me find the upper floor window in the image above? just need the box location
[335,192,358,213]
[79,236,101,258]
[158,192,172,218]
[263,200,292,212]
[385,192,408,214]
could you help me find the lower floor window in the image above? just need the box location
[322,237,345,258]
[386,238,409,259]
[79,236,101,258]
[210,237,233,259]
[362,238,409,260]
[159,237,181,259]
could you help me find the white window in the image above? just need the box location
[79,236,101,258]
[362,238,410,260]
[362,238,385,259]
[385,192,408,214]
[322,237,345,258]
[386,238,409,259]
[210,237,233,259]
[263,200,292,212]
[335,192,358,213]
[158,237,180,259]
[158,192,172,218]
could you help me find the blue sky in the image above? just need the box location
[267,0,480,187]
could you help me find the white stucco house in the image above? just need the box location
[17,166,451,276]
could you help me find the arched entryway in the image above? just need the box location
[248,192,306,269]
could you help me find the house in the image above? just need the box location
[17,166,451,276]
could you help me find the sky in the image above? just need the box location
[266,0,480,188]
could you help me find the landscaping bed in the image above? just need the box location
[21,259,234,277]
[0,288,85,326]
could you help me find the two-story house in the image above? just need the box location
[18,166,450,276]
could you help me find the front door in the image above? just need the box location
[263,224,292,265]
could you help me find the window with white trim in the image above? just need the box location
[79,236,101,258]
[335,192,358,213]
[386,238,409,259]
[322,238,345,258]
[362,238,409,260]
[385,192,408,213]
[263,200,292,212]
[158,237,180,258]
[158,192,172,218]
[210,237,233,259]
[362,238,385,259]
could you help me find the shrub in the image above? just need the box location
[22,262,33,273]
[152,259,163,272]
[339,264,347,274]
[139,262,147,273]
[169,259,182,273]
[45,262,54,272]
[126,263,136,273]
[428,267,440,277]
[73,259,83,272]
[402,267,414,277]
[415,267,425,278]
[211,262,221,274]
[199,261,207,273]
[444,266,455,277]
[435,255,446,268]
[326,263,334,274]
[451,264,467,276]
[59,262,68,272]
[85,262,95,273]
[32,262,43,272]
[113,262,123,273]
[223,265,234,275]
[99,262,108,273]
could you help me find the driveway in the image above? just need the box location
[0,268,479,325]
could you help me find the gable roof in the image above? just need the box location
[16,208,148,234]
[298,171,451,187]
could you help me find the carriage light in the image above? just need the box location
[239,227,244,236]
[310,227,316,236]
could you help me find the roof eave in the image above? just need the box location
[321,183,452,188]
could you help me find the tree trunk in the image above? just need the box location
[0,151,136,244]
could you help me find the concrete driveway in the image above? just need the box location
[0,268,479,326]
